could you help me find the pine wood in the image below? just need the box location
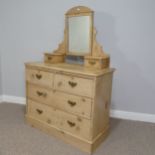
[25,62,114,77]
[54,73,94,97]
[65,6,93,16]
[92,73,113,138]
[27,99,92,140]
[84,28,110,69]
[27,83,92,119]
[44,53,65,64]
[25,63,114,153]
[26,69,54,88]
[25,115,109,153]
[25,6,115,154]
[43,6,110,68]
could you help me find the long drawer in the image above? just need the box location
[27,99,92,140]
[27,84,92,118]
[54,74,94,97]
[26,69,53,88]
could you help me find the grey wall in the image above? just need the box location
[0,53,2,95]
[0,0,155,114]
[0,6,2,94]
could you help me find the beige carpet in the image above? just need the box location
[0,103,155,155]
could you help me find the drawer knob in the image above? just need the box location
[68,100,76,107]
[48,56,52,60]
[36,91,47,97]
[36,74,42,79]
[68,81,77,88]
[67,120,76,127]
[36,109,43,114]
[89,61,96,65]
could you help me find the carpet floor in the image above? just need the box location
[0,102,155,155]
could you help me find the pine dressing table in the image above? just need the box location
[25,6,115,153]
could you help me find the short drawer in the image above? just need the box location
[54,74,94,97]
[27,84,52,105]
[26,69,53,88]
[27,84,92,119]
[27,100,92,140]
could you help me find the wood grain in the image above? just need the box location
[27,83,92,119]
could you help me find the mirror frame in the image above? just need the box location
[65,6,94,56]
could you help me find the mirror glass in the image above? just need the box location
[68,16,91,54]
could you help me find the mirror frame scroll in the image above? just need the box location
[65,6,94,56]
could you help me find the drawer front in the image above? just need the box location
[26,69,53,88]
[27,84,52,105]
[27,84,92,119]
[52,91,92,119]
[54,74,94,97]
[28,100,92,140]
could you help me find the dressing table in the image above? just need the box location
[25,6,115,153]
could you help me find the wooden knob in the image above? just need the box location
[88,61,96,65]
[36,109,43,114]
[36,91,47,97]
[48,56,52,60]
[35,74,42,79]
[68,81,77,88]
[67,120,76,127]
[67,100,76,107]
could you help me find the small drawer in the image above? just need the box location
[54,74,94,97]
[84,56,110,69]
[27,84,52,105]
[27,84,92,119]
[28,100,92,140]
[26,69,53,88]
[44,53,65,63]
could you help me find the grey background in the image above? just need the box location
[0,0,155,114]
[0,53,2,94]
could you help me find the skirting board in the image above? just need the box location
[0,95,26,104]
[0,95,155,124]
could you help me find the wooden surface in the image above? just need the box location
[54,73,93,97]
[92,73,113,139]
[44,6,110,64]
[25,5,115,153]
[27,100,91,140]
[26,68,54,88]
[25,115,109,153]
[65,6,93,15]
[25,62,115,77]
[25,62,114,153]
[44,53,65,63]
[27,83,92,119]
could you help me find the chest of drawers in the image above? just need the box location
[25,62,114,153]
